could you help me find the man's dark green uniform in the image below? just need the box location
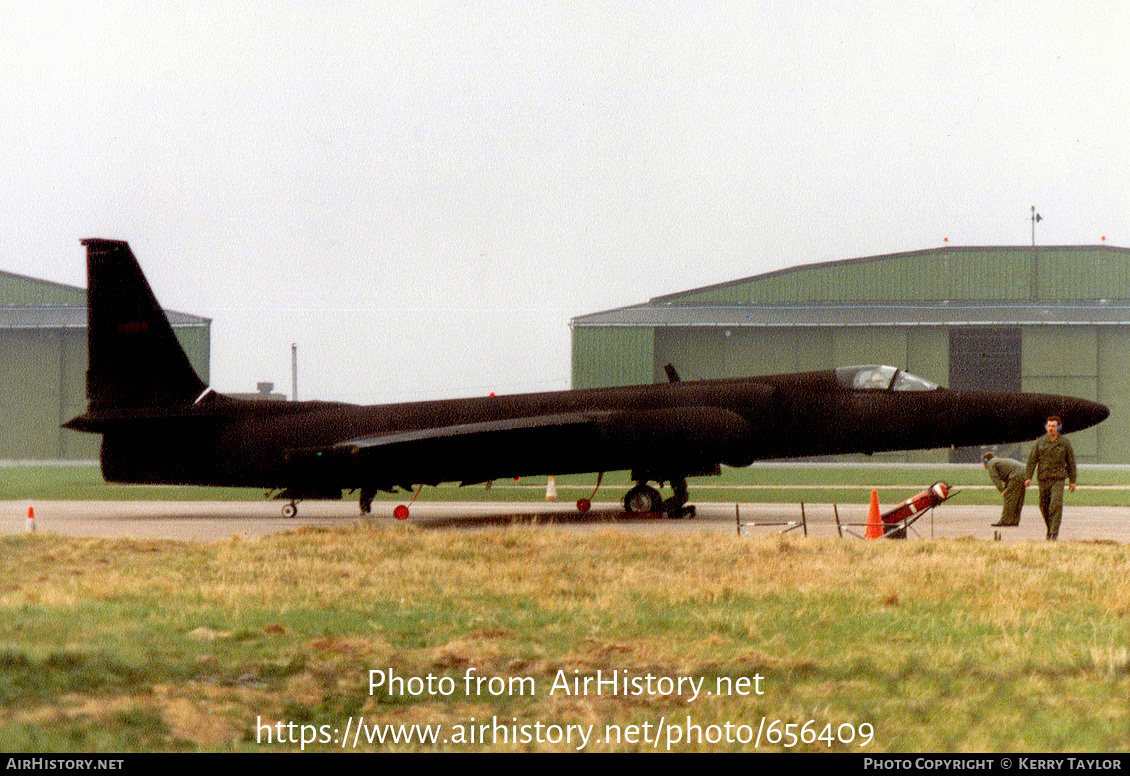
[1024,435,1077,540]
[987,457,1025,526]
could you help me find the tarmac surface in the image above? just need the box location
[2,499,1128,543]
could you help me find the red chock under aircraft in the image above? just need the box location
[64,239,1110,519]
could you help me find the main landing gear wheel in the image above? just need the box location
[664,478,695,520]
[282,502,298,518]
[623,484,663,514]
[663,501,695,519]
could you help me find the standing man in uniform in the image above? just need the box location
[982,452,1025,527]
[1024,415,1077,541]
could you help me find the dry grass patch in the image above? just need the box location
[0,527,1126,751]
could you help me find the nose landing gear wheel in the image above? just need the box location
[282,502,298,518]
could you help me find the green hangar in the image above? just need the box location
[571,245,1130,464]
[0,268,210,460]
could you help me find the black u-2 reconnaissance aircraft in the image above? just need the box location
[64,239,1109,519]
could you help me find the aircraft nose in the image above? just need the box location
[1039,394,1110,435]
[1065,397,1109,433]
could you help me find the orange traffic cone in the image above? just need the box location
[25,506,36,534]
[545,475,558,502]
[865,489,883,539]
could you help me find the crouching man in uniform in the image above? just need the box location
[1024,415,1077,541]
[982,452,1025,527]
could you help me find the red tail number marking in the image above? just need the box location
[117,321,150,334]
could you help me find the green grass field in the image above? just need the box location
[0,527,1126,752]
[7,463,1130,506]
[3,465,1126,751]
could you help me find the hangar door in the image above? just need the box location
[948,327,1022,463]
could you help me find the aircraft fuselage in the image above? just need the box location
[92,369,1108,494]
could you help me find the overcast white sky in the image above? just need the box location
[3,2,1128,402]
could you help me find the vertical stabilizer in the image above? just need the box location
[82,239,206,411]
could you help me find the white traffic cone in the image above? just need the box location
[545,475,558,502]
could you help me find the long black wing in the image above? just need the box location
[284,403,759,491]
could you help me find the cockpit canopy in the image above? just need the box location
[835,365,939,392]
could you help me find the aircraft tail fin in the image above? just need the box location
[80,239,207,411]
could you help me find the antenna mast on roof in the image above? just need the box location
[291,343,298,401]
[1029,206,1043,300]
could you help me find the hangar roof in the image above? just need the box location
[0,306,209,330]
[648,244,1130,306]
[0,269,88,306]
[572,300,1130,328]
[1,269,209,329]
[573,244,1130,328]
